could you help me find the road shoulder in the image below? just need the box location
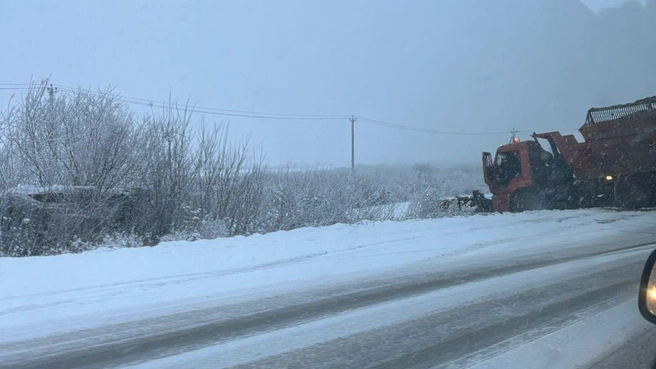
[466,299,653,369]
[585,323,656,369]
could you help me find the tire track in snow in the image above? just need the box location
[0,242,653,369]
[225,264,641,369]
[0,210,644,319]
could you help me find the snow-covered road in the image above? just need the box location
[0,209,654,368]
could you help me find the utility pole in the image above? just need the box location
[350,115,357,171]
[46,84,57,101]
[509,127,519,143]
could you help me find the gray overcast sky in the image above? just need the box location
[0,0,653,167]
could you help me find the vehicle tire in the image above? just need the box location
[510,190,545,213]
[615,175,652,210]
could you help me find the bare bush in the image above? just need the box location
[0,80,486,257]
[196,125,267,236]
[259,167,400,232]
[0,81,150,255]
[134,101,196,240]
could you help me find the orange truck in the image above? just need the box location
[478,96,656,212]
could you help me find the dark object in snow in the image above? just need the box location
[0,186,152,256]
[471,190,492,213]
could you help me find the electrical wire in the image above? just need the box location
[1,83,345,120]
[0,83,529,134]
[358,117,522,136]
[52,84,349,120]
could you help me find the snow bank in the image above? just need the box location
[0,209,653,343]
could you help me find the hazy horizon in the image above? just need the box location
[1,0,653,168]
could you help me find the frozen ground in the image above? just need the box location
[0,208,654,368]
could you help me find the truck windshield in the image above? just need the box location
[495,151,522,186]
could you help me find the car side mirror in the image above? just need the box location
[638,248,656,324]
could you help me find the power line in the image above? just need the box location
[52,84,349,120]
[358,117,521,136]
[125,99,346,120]
[0,83,531,134]
[1,84,346,120]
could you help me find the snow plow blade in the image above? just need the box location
[470,190,493,212]
[438,191,492,213]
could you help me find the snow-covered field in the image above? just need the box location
[0,209,655,368]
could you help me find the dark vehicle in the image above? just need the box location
[479,96,656,212]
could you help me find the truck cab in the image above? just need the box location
[482,139,566,212]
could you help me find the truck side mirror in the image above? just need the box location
[638,248,656,324]
[482,152,495,182]
[539,151,553,163]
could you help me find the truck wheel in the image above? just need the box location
[615,176,651,210]
[510,191,545,213]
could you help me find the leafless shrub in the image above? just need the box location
[0,80,486,257]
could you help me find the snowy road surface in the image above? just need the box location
[0,209,654,368]
[585,324,656,369]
